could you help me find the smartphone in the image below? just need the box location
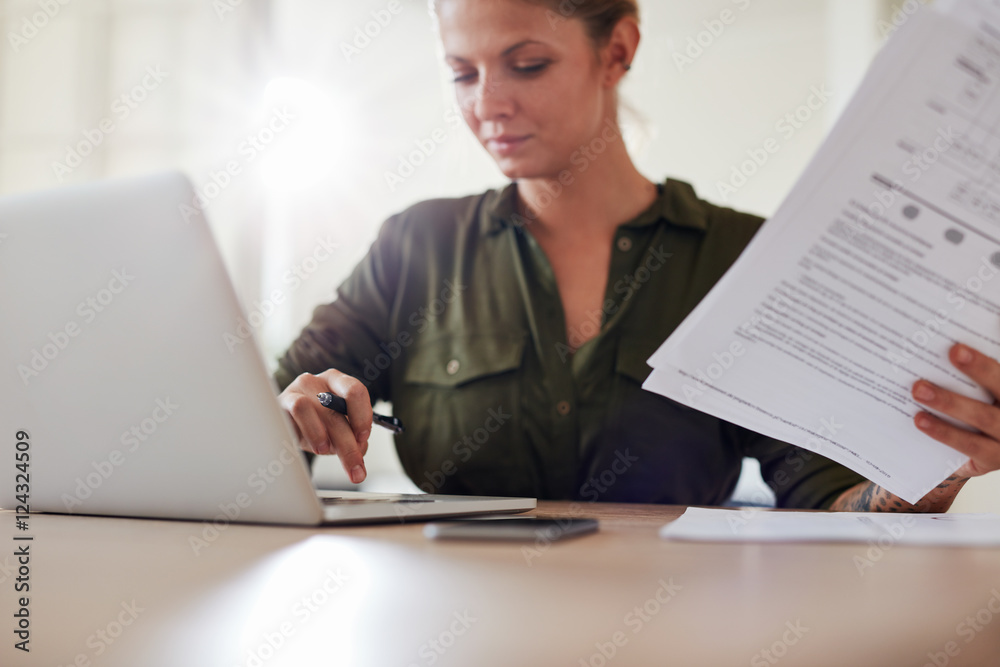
[423,517,599,542]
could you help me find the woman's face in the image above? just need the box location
[436,0,615,180]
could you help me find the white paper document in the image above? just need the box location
[644,0,1000,504]
[661,507,1000,547]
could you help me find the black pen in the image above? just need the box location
[317,392,405,435]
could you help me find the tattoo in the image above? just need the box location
[829,475,970,513]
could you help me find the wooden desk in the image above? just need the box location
[3,503,1000,667]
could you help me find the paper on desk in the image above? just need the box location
[661,507,1000,547]
[643,0,1000,504]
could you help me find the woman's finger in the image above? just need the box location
[949,343,1000,402]
[912,379,1000,440]
[280,390,335,455]
[914,411,1000,476]
[316,405,367,483]
[319,369,374,446]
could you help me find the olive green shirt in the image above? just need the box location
[274,178,865,508]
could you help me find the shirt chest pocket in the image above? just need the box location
[403,332,527,387]
[394,332,528,491]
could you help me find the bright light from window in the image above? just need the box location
[235,537,370,664]
[258,77,349,193]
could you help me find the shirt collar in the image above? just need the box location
[481,177,709,235]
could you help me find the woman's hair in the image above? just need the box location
[430,0,640,50]
[519,0,640,48]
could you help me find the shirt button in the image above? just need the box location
[617,236,633,252]
[556,401,571,416]
[446,359,461,376]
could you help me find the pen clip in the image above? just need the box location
[374,414,405,435]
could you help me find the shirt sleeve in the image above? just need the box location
[270,215,407,474]
[272,213,404,401]
[741,429,868,509]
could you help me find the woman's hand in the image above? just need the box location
[912,342,1000,479]
[278,369,373,484]
[831,344,992,513]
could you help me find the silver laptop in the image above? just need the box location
[0,172,535,525]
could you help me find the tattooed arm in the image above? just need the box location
[831,342,1000,512]
[829,474,970,512]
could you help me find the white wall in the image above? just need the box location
[4,0,998,510]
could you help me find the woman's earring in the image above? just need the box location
[623,63,632,71]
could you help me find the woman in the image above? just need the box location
[274,0,997,511]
